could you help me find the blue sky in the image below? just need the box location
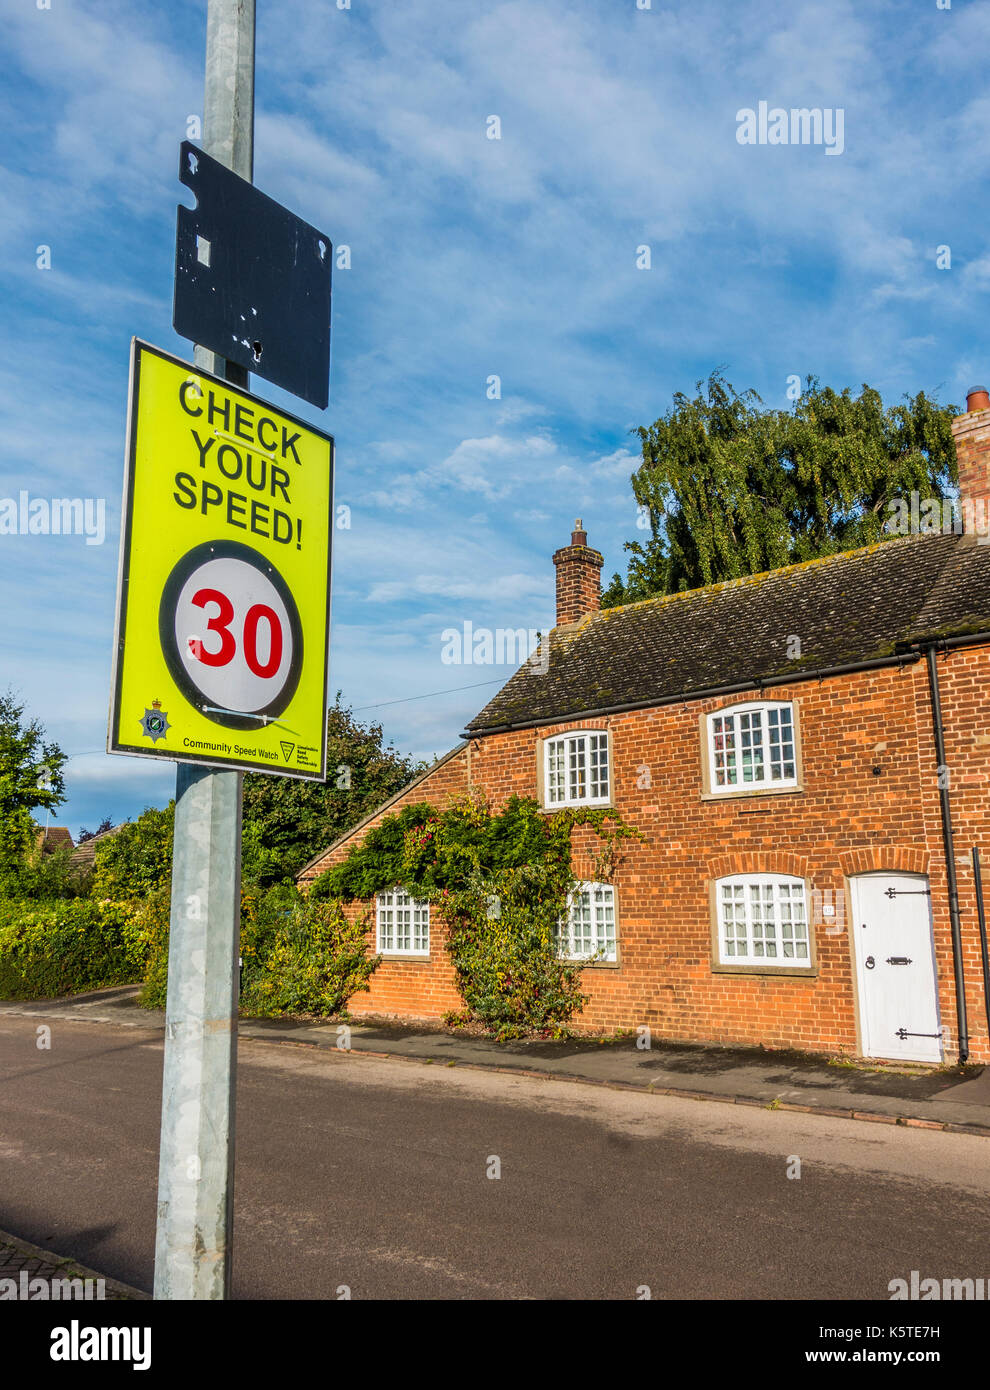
[1,0,989,837]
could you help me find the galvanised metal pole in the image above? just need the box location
[153,0,255,1301]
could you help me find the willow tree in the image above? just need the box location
[602,373,959,605]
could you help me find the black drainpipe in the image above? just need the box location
[925,644,969,1063]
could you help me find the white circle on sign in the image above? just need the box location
[173,556,293,713]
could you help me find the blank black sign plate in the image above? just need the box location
[173,141,332,409]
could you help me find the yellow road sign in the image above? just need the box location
[109,340,333,779]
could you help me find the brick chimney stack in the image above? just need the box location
[951,387,990,529]
[552,519,603,626]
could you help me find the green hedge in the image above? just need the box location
[0,899,150,1000]
[239,893,379,1018]
[140,885,379,1018]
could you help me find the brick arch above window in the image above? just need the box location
[707,851,811,881]
[540,718,610,739]
[838,846,931,878]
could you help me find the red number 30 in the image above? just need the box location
[190,588,283,678]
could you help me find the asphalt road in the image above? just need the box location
[1,1015,988,1300]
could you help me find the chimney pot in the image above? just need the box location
[967,386,990,413]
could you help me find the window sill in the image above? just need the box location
[378,952,431,963]
[701,783,803,803]
[540,799,615,814]
[565,957,620,969]
[712,963,817,978]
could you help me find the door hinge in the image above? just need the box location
[894,1028,941,1040]
[884,887,931,898]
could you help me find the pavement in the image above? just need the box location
[0,1228,147,1301]
[3,982,990,1136]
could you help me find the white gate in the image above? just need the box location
[848,873,942,1064]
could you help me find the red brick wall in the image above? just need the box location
[952,406,990,516]
[919,645,990,1063]
[298,653,990,1059]
[552,542,603,626]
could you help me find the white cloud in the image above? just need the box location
[367,571,544,603]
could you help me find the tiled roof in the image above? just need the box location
[38,827,74,852]
[466,532,990,734]
[69,823,125,869]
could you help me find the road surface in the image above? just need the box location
[1,1016,987,1299]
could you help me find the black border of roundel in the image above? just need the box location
[107,339,334,782]
[159,539,304,731]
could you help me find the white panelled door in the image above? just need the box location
[849,873,942,1064]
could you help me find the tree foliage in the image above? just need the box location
[0,692,67,887]
[311,795,557,902]
[12,843,89,901]
[86,698,422,899]
[91,806,174,900]
[78,816,115,844]
[239,888,379,1018]
[602,373,959,605]
[240,694,424,886]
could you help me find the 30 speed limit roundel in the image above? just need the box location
[160,541,303,730]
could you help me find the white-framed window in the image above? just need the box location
[556,882,617,962]
[376,888,430,956]
[543,730,610,807]
[716,874,810,968]
[707,701,797,792]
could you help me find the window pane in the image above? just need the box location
[721,884,747,957]
[712,705,795,791]
[377,895,393,951]
[712,715,737,786]
[573,888,593,954]
[739,711,764,783]
[547,739,566,803]
[748,882,776,956]
[588,734,609,799]
[378,889,428,953]
[568,737,587,800]
[719,878,807,967]
[561,884,617,960]
[778,882,808,960]
[395,892,411,951]
[548,733,608,805]
[593,885,616,958]
[767,706,795,782]
[412,899,430,953]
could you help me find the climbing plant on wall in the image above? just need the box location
[309,793,643,1039]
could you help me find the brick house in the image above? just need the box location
[299,392,990,1064]
[36,827,74,854]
